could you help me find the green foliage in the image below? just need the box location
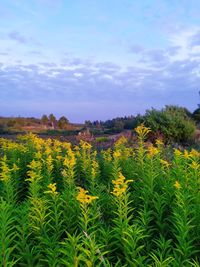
[95,136,109,143]
[0,132,200,266]
[143,105,195,143]
[193,108,200,123]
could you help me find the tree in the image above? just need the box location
[41,114,49,125]
[192,91,200,124]
[85,120,92,127]
[193,108,200,123]
[58,116,69,129]
[49,114,57,129]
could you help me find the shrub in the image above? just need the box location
[143,106,195,143]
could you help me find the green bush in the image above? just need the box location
[143,106,195,143]
[95,136,109,143]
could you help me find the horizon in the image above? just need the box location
[1,0,200,122]
[0,103,198,124]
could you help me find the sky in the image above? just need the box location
[0,0,200,122]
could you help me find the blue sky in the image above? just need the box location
[1,0,200,122]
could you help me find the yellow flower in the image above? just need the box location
[113,150,121,159]
[76,187,98,204]
[45,146,52,155]
[160,159,170,168]
[46,155,53,173]
[190,161,199,170]
[135,124,151,138]
[190,149,199,158]
[115,136,127,147]
[101,149,112,162]
[80,141,92,150]
[12,163,19,172]
[112,173,133,197]
[174,149,182,157]
[45,183,58,195]
[63,152,76,168]
[156,138,164,146]
[174,180,181,189]
[35,151,43,160]
[91,159,99,179]
[0,156,11,182]
[147,144,159,157]
[62,142,71,150]
[183,150,190,159]
[56,155,62,161]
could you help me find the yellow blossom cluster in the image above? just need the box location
[101,149,112,162]
[91,159,99,179]
[27,160,42,182]
[46,155,53,173]
[174,149,182,157]
[63,149,76,168]
[160,159,170,168]
[114,136,127,148]
[183,149,200,160]
[113,150,121,159]
[45,183,58,195]
[190,161,199,170]
[112,173,133,197]
[0,140,27,153]
[12,163,19,172]
[147,144,159,157]
[53,140,62,154]
[156,138,164,146]
[174,180,181,189]
[0,156,11,181]
[62,142,71,150]
[45,146,52,155]
[183,150,190,159]
[76,187,98,204]
[80,141,92,150]
[135,124,151,138]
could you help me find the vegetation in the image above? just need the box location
[143,106,195,143]
[0,125,200,266]
[86,105,197,144]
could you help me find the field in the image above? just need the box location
[0,124,200,266]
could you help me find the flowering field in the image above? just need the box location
[0,125,200,266]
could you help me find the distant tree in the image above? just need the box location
[49,114,57,129]
[41,114,49,125]
[85,120,92,127]
[192,108,200,124]
[58,116,69,129]
[192,91,200,124]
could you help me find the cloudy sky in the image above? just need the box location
[1,0,200,122]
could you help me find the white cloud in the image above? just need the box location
[168,27,200,61]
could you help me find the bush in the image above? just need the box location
[143,106,195,143]
[95,136,109,143]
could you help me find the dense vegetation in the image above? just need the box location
[86,105,197,143]
[143,106,196,143]
[0,125,200,266]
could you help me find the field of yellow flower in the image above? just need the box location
[0,125,200,266]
